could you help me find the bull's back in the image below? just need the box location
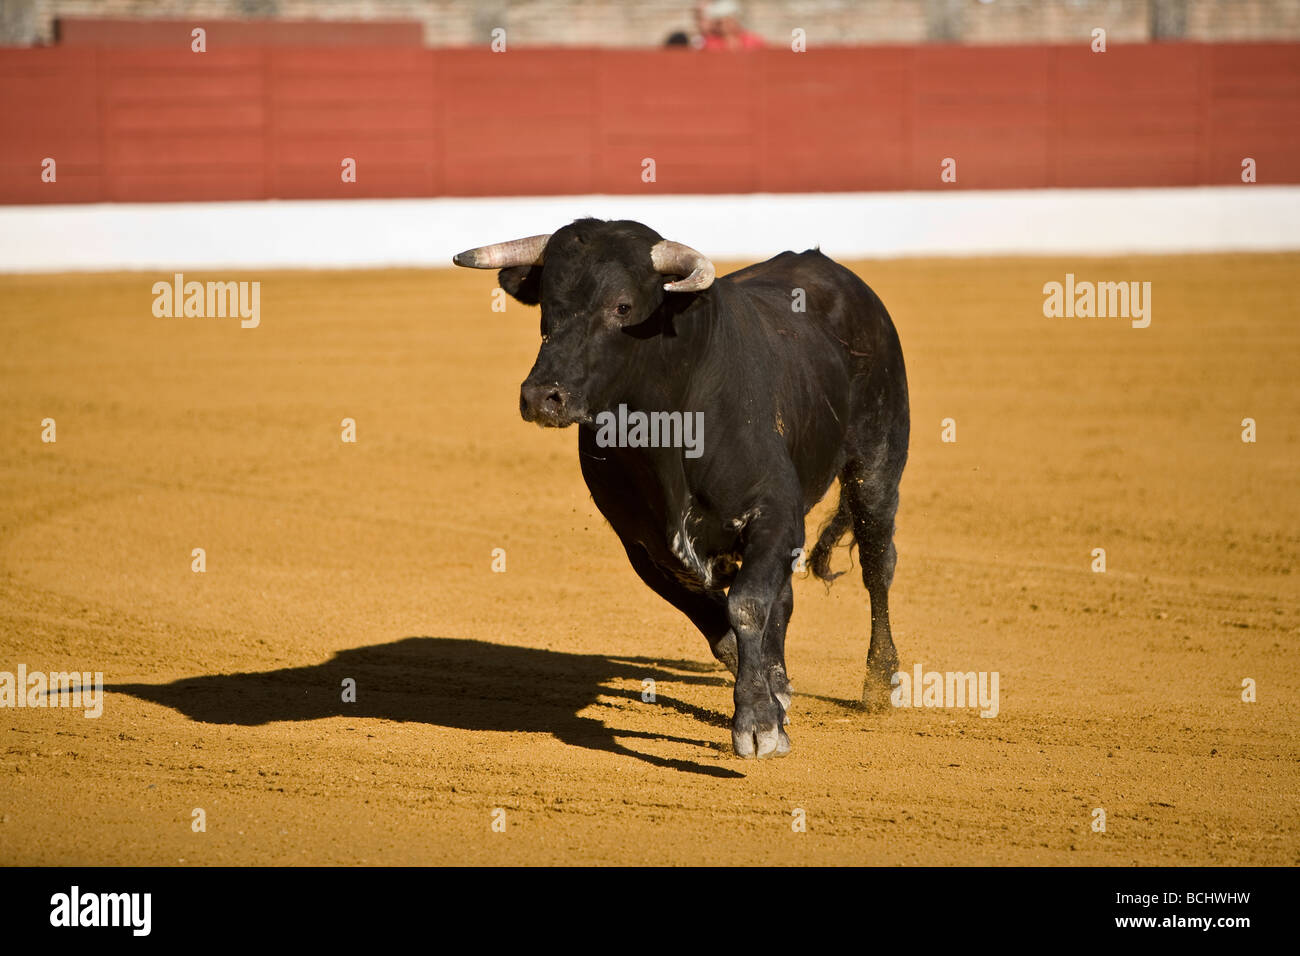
[727,249,897,357]
[725,249,909,495]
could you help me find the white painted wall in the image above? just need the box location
[1,186,1296,272]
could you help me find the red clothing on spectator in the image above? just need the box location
[701,30,764,50]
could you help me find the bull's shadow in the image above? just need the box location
[112,637,744,778]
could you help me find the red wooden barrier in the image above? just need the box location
[56,18,425,47]
[1,43,1296,204]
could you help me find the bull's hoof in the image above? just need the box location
[732,696,791,758]
[861,657,900,713]
[732,724,791,759]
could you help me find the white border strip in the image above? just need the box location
[1,186,1297,272]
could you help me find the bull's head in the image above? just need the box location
[452,219,714,427]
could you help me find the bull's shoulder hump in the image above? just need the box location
[723,249,832,284]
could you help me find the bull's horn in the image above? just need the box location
[452,234,551,269]
[651,240,715,292]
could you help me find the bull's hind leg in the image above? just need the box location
[842,456,902,710]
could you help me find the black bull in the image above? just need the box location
[454,218,909,758]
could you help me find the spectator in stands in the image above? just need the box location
[695,0,764,50]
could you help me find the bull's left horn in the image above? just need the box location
[651,240,715,292]
[452,234,551,269]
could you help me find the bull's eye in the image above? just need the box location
[615,303,631,316]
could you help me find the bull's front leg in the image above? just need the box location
[728,509,801,758]
[762,578,795,722]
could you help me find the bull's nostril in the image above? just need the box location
[545,389,563,407]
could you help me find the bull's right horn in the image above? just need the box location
[452,234,551,269]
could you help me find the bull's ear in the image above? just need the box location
[498,265,543,305]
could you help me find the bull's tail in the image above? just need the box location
[809,485,854,584]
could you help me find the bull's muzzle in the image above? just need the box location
[520,382,586,427]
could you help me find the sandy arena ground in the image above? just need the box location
[0,254,1296,866]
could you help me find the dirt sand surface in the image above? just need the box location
[1,255,1296,865]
